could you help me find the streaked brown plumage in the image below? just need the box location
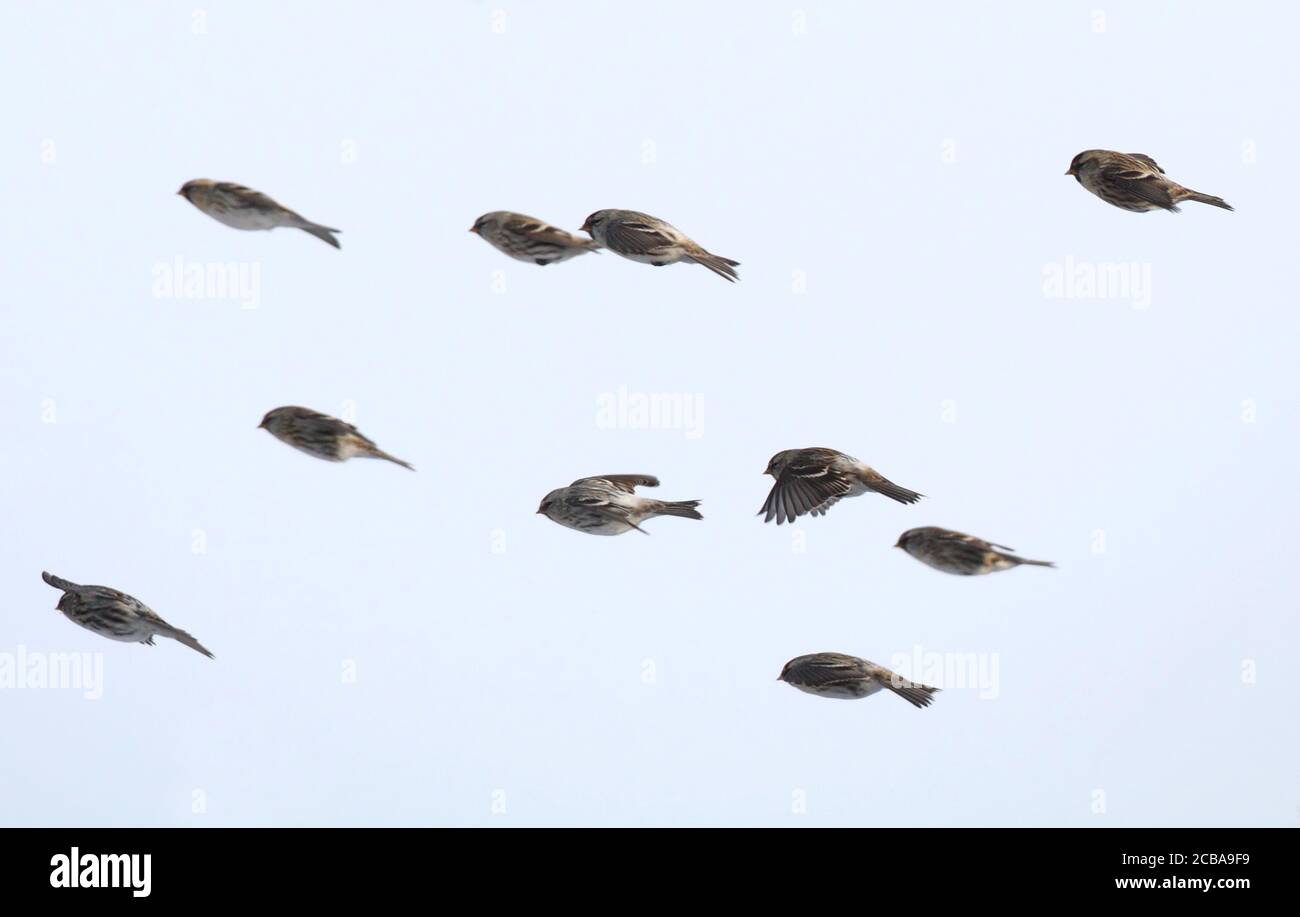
[42,572,214,658]
[578,209,740,281]
[259,406,413,470]
[470,211,599,265]
[1065,151,1233,213]
[896,526,1054,576]
[178,179,342,247]
[778,653,938,708]
[760,447,921,524]
[537,474,702,536]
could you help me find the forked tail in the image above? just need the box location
[369,447,415,471]
[1011,556,1056,568]
[160,625,215,659]
[689,250,740,282]
[884,677,940,709]
[653,499,703,520]
[1181,188,1233,211]
[298,221,343,248]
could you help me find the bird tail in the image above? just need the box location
[366,446,415,471]
[867,476,923,505]
[297,221,342,248]
[883,677,940,709]
[41,571,79,591]
[1010,556,1056,568]
[688,250,740,282]
[158,625,215,659]
[651,499,703,520]
[1180,188,1233,211]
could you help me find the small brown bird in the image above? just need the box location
[178,179,342,247]
[42,572,214,658]
[896,526,1054,576]
[778,653,938,708]
[470,211,600,265]
[537,474,701,535]
[760,448,921,524]
[1065,151,1233,213]
[578,210,740,281]
[259,406,413,470]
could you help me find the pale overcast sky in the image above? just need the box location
[1,1,1296,826]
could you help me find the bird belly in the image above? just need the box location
[208,209,284,230]
[68,613,149,642]
[618,250,682,266]
[794,681,879,700]
[579,520,631,535]
[1080,176,1162,212]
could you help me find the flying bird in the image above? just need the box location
[760,448,921,524]
[41,572,214,658]
[470,211,600,265]
[778,653,938,708]
[896,526,1054,576]
[178,179,342,247]
[259,406,413,470]
[537,474,701,535]
[1065,151,1233,213]
[579,210,739,281]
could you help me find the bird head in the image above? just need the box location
[176,179,210,199]
[469,213,496,235]
[257,408,285,432]
[578,211,606,236]
[536,491,561,517]
[1065,151,1101,177]
[894,529,918,550]
[763,451,793,477]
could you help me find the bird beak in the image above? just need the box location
[468,226,478,234]
[579,220,591,233]
[1064,169,1074,176]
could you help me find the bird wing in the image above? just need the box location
[561,488,642,531]
[213,182,286,213]
[571,474,659,493]
[503,216,586,247]
[793,654,868,688]
[299,409,368,442]
[947,530,1009,551]
[761,462,854,524]
[1125,153,1165,174]
[602,218,678,256]
[72,585,146,617]
[1100,164,1178,209]
[130,601,171,627]
[42,571,80,591]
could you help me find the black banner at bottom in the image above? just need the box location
[0,827,1281,901]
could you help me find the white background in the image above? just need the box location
[1,1,1296,825]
